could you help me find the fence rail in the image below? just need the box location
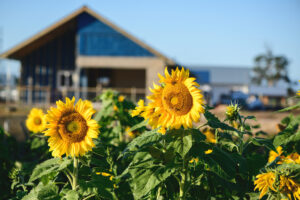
[15,86,145,106]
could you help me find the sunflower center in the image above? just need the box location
[67,121,80,133]
[58,112,88,143]
[171,97,178,105]
[34,117,42,125]
[162,82,193,115]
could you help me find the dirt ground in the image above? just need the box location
[206,105,295,136]
[0,103,297,141]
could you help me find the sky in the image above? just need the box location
[0,0,299,81]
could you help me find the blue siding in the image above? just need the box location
[192,70,210,84]
[77,13,155,57]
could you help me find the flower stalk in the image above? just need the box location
[72,157,79,190]
[179,172,186,199]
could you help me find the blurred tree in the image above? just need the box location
[252,49,290,86]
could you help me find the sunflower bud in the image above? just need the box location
[225,103,240,121]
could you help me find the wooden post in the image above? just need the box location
[27,77,33,105]
[46,86,51,106]
[96,83,102,97]
[74,67,80,100]
[5,63,11,104]
[131,87,137,102]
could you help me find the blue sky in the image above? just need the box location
[0,0,299,81]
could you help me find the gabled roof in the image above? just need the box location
[0,6,174,64]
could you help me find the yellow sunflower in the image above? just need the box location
[254,172,276,199]
[276,123,286,132]
[126,126,140,138]
[134,67,204,131]
[96,172,114,181]
[205,149,213,154]
[268,146,284,164]
[297,80,300,96]
[118,95,125,102]
[44,97,100,157]
[189,157,199,163]
[26,108,47,133]
[158,127,166,135]
[203,128,216,143]
[113,105,118,111]
[131,99,145,117]
[279,175,300,200]
[225,103,240,121]
[285,152,300,164]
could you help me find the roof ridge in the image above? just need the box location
[0,6,174,64]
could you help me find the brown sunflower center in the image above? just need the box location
[58,112,88,143]
[162,81,193,115]
[34,117,42,125]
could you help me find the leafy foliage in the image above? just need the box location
[3,90,300,199]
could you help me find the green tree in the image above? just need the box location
[252,49,290,86]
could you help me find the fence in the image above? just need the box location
[16,86,146,106]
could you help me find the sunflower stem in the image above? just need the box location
[179,172,185,199]
[63,170,73,189]
[119,131,123,142]
[179,144,187,199]
[118,121,123,143]
[72,157,79,190]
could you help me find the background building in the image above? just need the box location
[191,66,288,108]
[191,66,251,105]
[0,6,174,104]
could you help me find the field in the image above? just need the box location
[0,103,291,141]
[1,84,300,199]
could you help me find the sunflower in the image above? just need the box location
[113,105,118,111]
[118,95,125,102]
[279,175,300,200]
[297,80,300,96]
[254,172,276,199]
[158,127,166,135]
[203,128,216,143]
[44,97,100,157]
[26,108,47,133]
[285,152,300,164]
[133,67,204,131]
[96,172,114,181]
[131,99,145,117]
[268,146,284,164]
[126,126,139,138]
[189,158,199,163]
[276,123,286,132]
[205,149,213,154]
[225,103,240,121]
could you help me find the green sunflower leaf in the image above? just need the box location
[29,157,72,183]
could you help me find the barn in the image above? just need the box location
[0,6,175,103]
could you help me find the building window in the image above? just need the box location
[57,70,74,89]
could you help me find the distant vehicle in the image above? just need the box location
[219,91,248,108]
[247,98,264,110]
[219,91,266,110]
[231,91,248,108]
